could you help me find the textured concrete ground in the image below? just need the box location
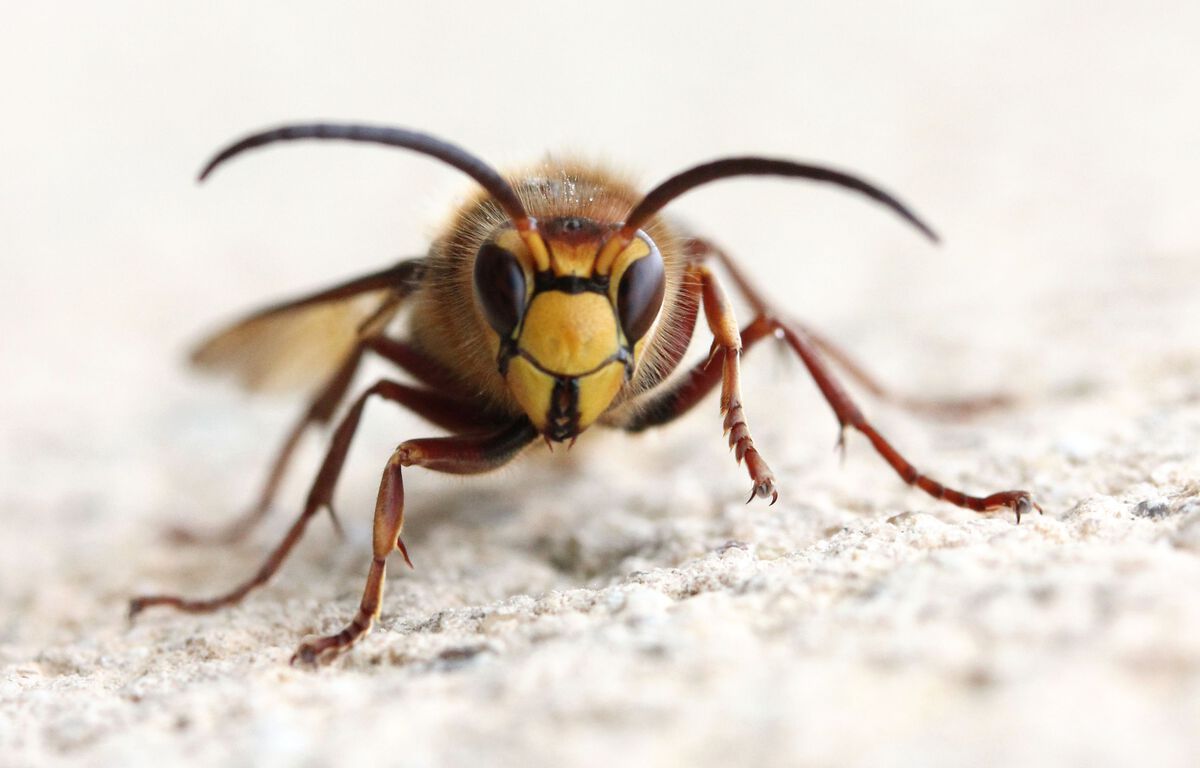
[3,3,1200,767]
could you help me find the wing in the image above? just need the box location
[191,258,426,393]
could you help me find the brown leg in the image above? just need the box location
[171,337,471,544]
[775,320,1039,519]
[130,380,501,617]
[684,237,1014,418]
[291,419,539,666]
[627,312,1038,520]
[695,265,777,502]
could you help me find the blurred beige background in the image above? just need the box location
[3,3,1200,767]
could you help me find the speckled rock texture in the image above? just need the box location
[3,4,1200,767]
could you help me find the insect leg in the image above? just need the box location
[683,237,1014,418]
[171,337,470,544]
[291,418,538,666]
[693,266,777,503]
[625,313,1038,518]
[130,380,500,617]
[774,319,1039,520]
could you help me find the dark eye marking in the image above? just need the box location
[533,272,609,294]
[473,242,527,337]
[616,244,666,344]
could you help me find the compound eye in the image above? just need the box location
[616,239,666,343]
[473,242,527,337]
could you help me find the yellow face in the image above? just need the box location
[472,217,666,441]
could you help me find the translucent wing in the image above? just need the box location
[191,258,425,393]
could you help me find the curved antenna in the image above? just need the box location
[622,157,939,243]
[198,123,531,229]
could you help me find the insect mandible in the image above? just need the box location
[130,123,1040,664]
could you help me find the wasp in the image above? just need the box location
[130,123,1040,665]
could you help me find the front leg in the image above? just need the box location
[292,419,539,666]
[696,265,777,503]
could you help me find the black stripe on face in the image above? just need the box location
[545,376,581,442]
[533,271,610,295]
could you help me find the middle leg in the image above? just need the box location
[130,379,501,617]
[171,336,469,544]
[775,319,1039,519]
